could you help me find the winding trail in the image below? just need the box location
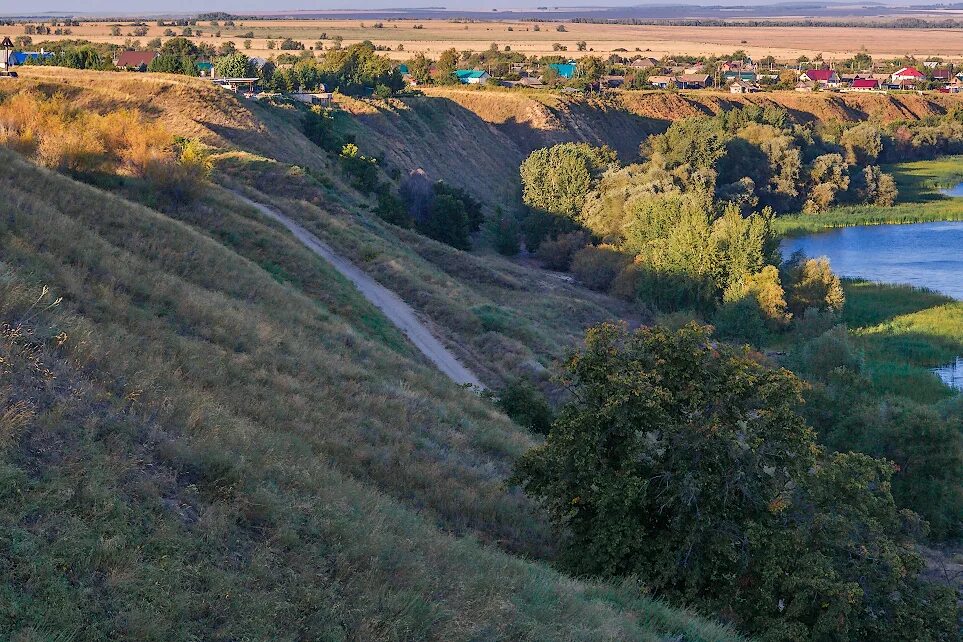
[236,193,484,389]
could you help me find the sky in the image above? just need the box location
[0,0,791,16]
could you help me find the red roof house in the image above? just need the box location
[801,68,840,85]
[891,66,926,82]
[115,50,159,71]
[850,78,880,91]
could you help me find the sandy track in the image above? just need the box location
[236,193,485,389]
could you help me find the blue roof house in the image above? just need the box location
[454,69,490,84]
[548,62,577,79]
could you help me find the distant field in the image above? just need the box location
[14,18,963,62]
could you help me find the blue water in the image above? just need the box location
[933,357,963,391]
[940,184,963,197]
[780,221,963,300]
[782,220,963,391]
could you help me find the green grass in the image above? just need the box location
[774,156,963,237]
[0,151,741,640]
[842,280,963,403]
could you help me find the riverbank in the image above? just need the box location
[843,280,963,403]
[773,155,963,237]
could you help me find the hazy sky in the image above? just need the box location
[1,0,723,16]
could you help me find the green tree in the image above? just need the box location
[213,51,250,78]
[406,52,433,84]
[436,48,459,85]
[784,255,845,315]
[513,323,957,640]
[519,143,617,219]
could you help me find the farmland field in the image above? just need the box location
[21,18,963,62]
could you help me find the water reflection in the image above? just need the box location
[933,357,963,392]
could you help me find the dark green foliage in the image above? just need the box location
[338,144,380,193]
[374,191,411,227]
[148,53,199,76]
[302,106,343,153]
[789,327,963,539]
[488,208,521,256]
[570,245,632,291]
[417,193,471,250]
[495,379,554,435]
[714,296,768,346]
[31,40,116,70]
[513,323,958,640]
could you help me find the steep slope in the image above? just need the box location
[0,151,741,641]
[342,87,963,206]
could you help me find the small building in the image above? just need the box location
[601,74,624,89]
[548,62,577,79]
[0,37,15,76]
[800,68,840,87]
[115,50,159,71]
[891,66,926,83]
[196,61,213,77]
[730,79,760,94]
[630,57,658,69]
[849,78,881,91]
[215,77,258,94]
[677,74,710,89]
[290,91,333,106]
[932,68,952,81]
[723,70,758,83]
[454,69,490,84]
[648,75,674,89]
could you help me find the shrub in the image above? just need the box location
[784,256,845,316]
[570,244,632,292]
[495,379,554,435]
[488,208,521,256]
[535,231,589,271]
[339,143,380,192]
[714,296,768,345]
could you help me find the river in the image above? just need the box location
[780,221,963,300]
[781,220,963,391]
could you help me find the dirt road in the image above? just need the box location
[237,194,485,389]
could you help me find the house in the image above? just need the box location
[849,78,881,91]
[932,68,952,81]
[677,74,710,89]
[891,66,925,83]
[795,80,815,92]
[290,91,333,106]
[196,61,213,77]
[943,77,963,93]
[730,79,760,94]
[601,74,624,88]
[723,70,757,83]
[800,68,840,87]
[115,50,159,71]
[454,69,490,84]
[684,63,706,74]
[648,75,674,89]
[548,62,576,79]
[630,57,658,69]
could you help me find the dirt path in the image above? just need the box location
[236,193,485,389]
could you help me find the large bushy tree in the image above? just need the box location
[519,143,617,219]
[513,323,958,640]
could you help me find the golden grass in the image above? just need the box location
[0,148,742,640]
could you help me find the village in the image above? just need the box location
[2,23,963,98]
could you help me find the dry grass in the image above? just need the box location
[21,18,963,61]
[0,148,742,641]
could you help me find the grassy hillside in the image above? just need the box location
[0,150,741,640]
